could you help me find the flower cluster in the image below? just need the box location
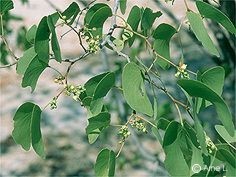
[118,125,131,143]
[54,76,65,85]
[205,134,217,154]
[49,97,57,110]
[81,27,101,53]
[65,84,86,101]
[129,117,147,133]
[175,63,189,79]
[87,36,100,53]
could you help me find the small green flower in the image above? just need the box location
[205,133,217,154]
[49,97,57,110]
[129,117,147,133]
[54,76,65,85]
[175,63,190,79]
[118,125,131,142]
[65,84,86,101]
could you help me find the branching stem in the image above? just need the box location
[115,25,197,76]
[135,115,157,128]
[0,61,17,68]
[184,0,190,11]
[116,142,124,158]
[0,36,19,60]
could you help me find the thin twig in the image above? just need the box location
[0,36,19,60]
[48,65,64,77]
[43,88,66,110]
[100,0,121,53]
[63,51,91,63]
[135,115,157,128]
[0,61,17,68]
[62,52,91,84]
[60,0,97,39]
[116,25,197,76]
[116,142,125,158]
[76,0,97,27]
[65,23,87,52]
[184,0,190,11]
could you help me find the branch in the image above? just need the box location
[61,0,97,38]
[62,52,91,84]
[0,61,17,68]
[112,0,120,25]
[100,0,120,49]
[116,25,197,75]
[64,23,87,52]
[0,36,19,60]
[62,51,91,63]
[75,0,97,27]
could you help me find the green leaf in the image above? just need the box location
[226,163,236,177]
[34,16,50,62]
[153,23,176,69]
[22,56,48,92]
[84,3,106,24]
[16,47,37,75]
[95,148,116,177]
[122,62,153,116]
[84,72,109,97]
[88,130,100,144]
[187,11,219,57]
[216,147,236,168]
[86,112,110,135]
[200,66,225,95]
[178,131,193,168]
[89,99,104,116]
[183,121,200,149]
[122,27,133,41]
[194,118,208,154]
[141,8,162,33]
[93,72,115,100]
[126,6,141,46]
[163,125,190,176]
[47,13,62,62]
[196,1,236,34]
[120,0,127,14]
[85,3,112,29]
[0,0,14,14]
[156,117,170,130]
[190,146,204,176]
[113,39,124,52]
[61,2,80,25]
[26,25,37,43]
[215,125,236,143]
[177,79,234,136]
[152,127,163,145]
[153,23,177,40]
[163,121,181,147]
[12,102,45,158]
[82,72,115,102]
[156,103,172,119]
[164,141,190,177]
[198,66,225,108]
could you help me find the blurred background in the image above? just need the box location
[0,0,235,176]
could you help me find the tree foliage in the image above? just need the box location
[0,0,235,176]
